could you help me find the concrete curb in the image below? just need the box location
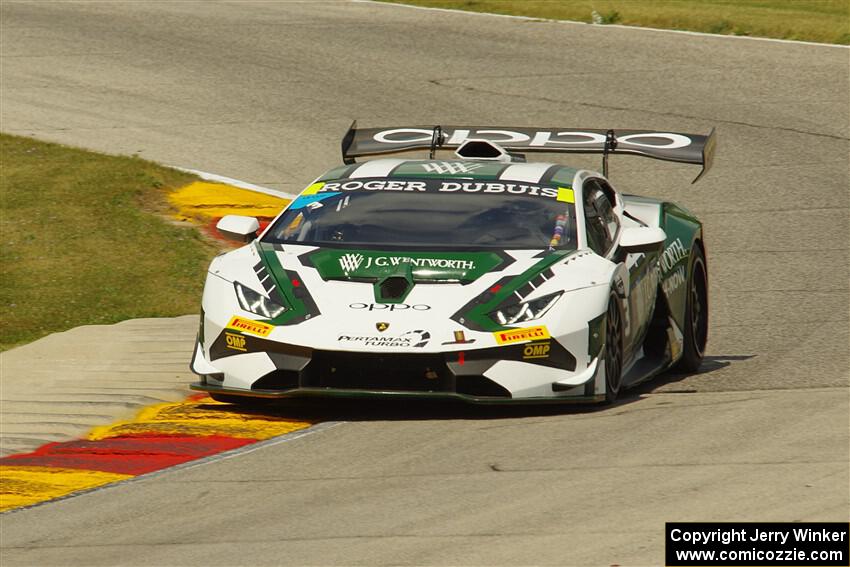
[0,315,198,458]
[0,174,307,511]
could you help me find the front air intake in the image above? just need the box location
[378,276,410,301]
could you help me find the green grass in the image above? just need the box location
[384,1,850,44]
[0,134,217,351]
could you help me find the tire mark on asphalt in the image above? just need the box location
[714,290,849,295]
[715,318,847,327]
[702,207,847,215]
[712,249,848,254]
[427,78,850,141]
[156,459,850,484]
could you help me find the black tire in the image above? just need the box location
[209,393,274,406]
[603,290,625,403]
[673,245,708,373]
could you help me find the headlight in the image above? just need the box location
[234,282,287,319]
[489,291,562,325]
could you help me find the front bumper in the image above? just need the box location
[191,336,604,404]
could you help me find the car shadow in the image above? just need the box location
[203,395,603,422]
[626,354,756,398]
[201,354,755,422]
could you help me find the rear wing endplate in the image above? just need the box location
[341,122,716,183]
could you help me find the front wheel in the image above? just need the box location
[673,246,708,372]
[603,290,624,403]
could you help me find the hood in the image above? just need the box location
[211,242,613,351]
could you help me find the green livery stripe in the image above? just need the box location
[660,202,702,330]
[255,243,313,326]
[458,250,574,332]
[388,161,508,179]
[317,163,360,181]
[311,161,579,185]
[307,249,505,283]
[587,312,605,357]
[549,167,579,186]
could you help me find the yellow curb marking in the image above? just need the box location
[2,177,312,513]
[0,466,131,512]
[168,181,290,222]
[88,396,312,441]
[0,397,312,513]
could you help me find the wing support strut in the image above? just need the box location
[602,129,617,178]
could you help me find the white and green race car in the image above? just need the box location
[190,124,714,404]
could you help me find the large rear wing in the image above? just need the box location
[341,122,716,183]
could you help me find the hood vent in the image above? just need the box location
[455,139,525,163]
[377,276,411,302]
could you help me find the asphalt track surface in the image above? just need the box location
[1,1,848,565]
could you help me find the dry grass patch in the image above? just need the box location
[385,1,850,44]
[0,134,217,351]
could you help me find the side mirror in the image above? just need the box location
[619,226,666,253]
[216,215,260,242]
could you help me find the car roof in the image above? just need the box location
[317,158,579,187]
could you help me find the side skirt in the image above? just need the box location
[619,283,677,389]
[621,352,670,389]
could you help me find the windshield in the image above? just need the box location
[263,177,577,250]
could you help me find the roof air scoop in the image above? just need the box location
[455,139,525,163]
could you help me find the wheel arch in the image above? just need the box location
[659,202,704,330]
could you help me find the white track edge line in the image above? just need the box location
[353,0,849,49]
[171,166,300,199]
[0,421,344,515]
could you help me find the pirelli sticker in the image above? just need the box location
[493,325,550,345]
[226,316,274,337]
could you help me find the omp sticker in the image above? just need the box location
[556,187,575,203]
[224,332,247,351]
[226,316,273,337]
[493,325,550,345]
[522,341,551,359]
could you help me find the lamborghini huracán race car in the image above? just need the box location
[190,124,714,404]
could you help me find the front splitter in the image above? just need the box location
[191,382,604,405]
